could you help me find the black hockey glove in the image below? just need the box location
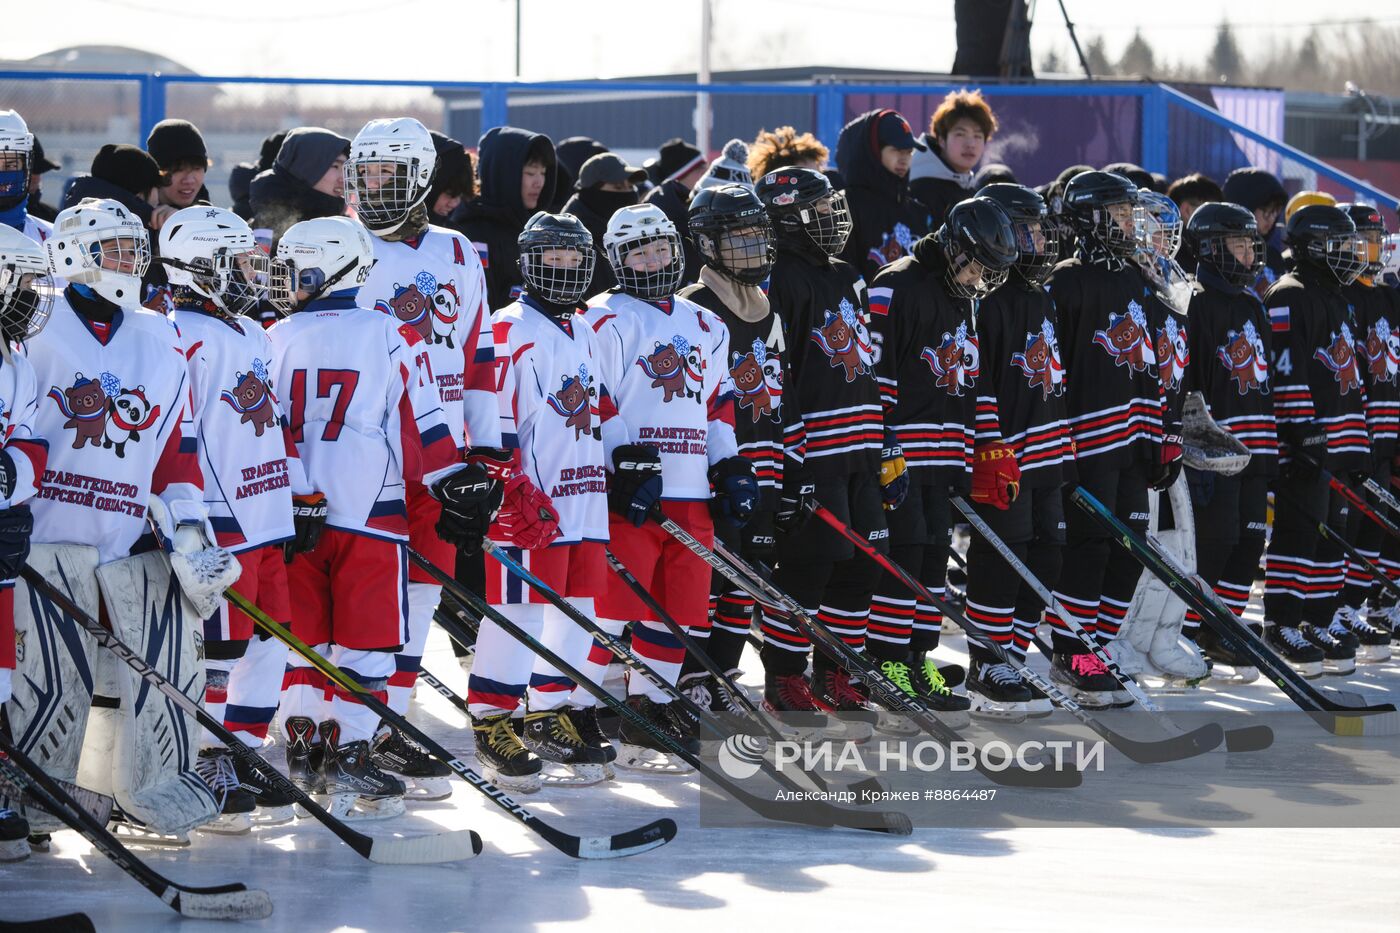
[609,444,663,528]
[432,464,503,554]
[283,493,328,563]
[0,504,32,580]
[1148,434,1184,492]
[1282,425,1327,481]
[709,456,758,528]
[741,512,777,565]
[0,449,15,501]
[775,460,815,533]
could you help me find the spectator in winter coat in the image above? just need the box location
[26,135,60,222]
[910,89,999,228]
[1166,172,1223,271]
[693,138,755,194]
[63,143,174,293]
[248,126,350,245]
[427,130,475,226]
[229,130,286,221]
[746,126,828,183]
[1222,166,1288,295]
[452,125,557,309]
[561,152,646,296]
[552,136,609,211]
[146,118,211,209]
[643,137,707,286]
[836,108,932,280]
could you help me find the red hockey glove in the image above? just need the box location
[970,442,1021,511]
[493,474,562,550]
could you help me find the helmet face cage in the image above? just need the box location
[520,241,596,305]
[1199,231,1265,289]
[0,260,53,342]
[941,231,1009,299]
[206,247,270,317]
[1008,215,1060,285]
[1134,192,1183,261]
[1080,196,1140,257]
[267,257,298,316]
[76,231,151,291]
[609,231,685,300]
[1311,232,1368,286]
[345,155,426,229]
[796,189,853,257]
[695,214,775,285]
[1356,227,1391,279]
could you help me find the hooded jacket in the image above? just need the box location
[451,126,558,310]
[1221,168,1289,293]
[908,133,976,231]
[552,136,608,211]
[248,127,350,244]
[836,111,932,282]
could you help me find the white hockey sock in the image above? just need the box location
[526,597,594,712]
[388,582,439,716]
[568,617,628,709]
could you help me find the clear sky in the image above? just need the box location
[6,0,1396,83]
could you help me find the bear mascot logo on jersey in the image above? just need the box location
[48,372,161,457]
[431,280,460,348]
[1315,324,1362,395]
[811,299,875,383]
[730,338,784,423]
[547,364,601,440]
[1362,317,1400,385]
[376,270,437,341]
[1155,316,1189,392]
[867,221,915,269]
[920,320,980,397]
[1093,300,1154,372]
[637,335,699,403]
[1217,319,1270,396]
[220,358,279,437]
[48,373,109,449]
[1011,316,1066,400]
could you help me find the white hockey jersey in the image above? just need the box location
[492,295,619,545]
[359,224,500,450]
[20,214,50,247]
[171,304,299,552]
[0,349,48,512]
[25,295,204,563]
[266,294,461,541]
[583,291,738,501]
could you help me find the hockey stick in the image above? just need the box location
[418,667,472,718]
[647,511,1083,788]
[17,564,481,866]
[1307,460,1400,540]
[1359,474,1400,518]
[0,734,273,920]
[1271,490,1400,605]
[417,546,908,835]
[223,584,676,859]
[1071,487,1400,736]
[949,496,1273,754]
[806,501,1227,763]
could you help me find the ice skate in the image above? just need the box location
[1197,625,1261,685]
[811,663,876,743]
[194,748,257,836]
[1300,621,1356,676]
[761,671,844,741]
[1049,651,1117,709]
[875,659,961,733]
[566,706,617,779]
[315,721,406,821]
[1336,606,1391,663]
[471,712,542,794]
[523,709,611,786]
[372,723,453,801]
[0,807,29,862]
[1265,624,1325,679]
[966,660,1031,721]
[616,696,698,774]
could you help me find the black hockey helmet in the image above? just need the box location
[1062,170,1139,257]
[1186,201,1265,289]
[755,166,852,258]
[934,196,1018,299]
[976,183,1060,285]
[518,210,596,306]
[1338,202,1389,278]
[1284,204,1366,286]
[688,183,775,286]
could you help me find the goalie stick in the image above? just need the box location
[17,564,483,866]
[223,584,677,859]
[806,502,1227,764]
[0,734,273,921]
[646,511,1083,788]
[1070,487,1400,736]
[414,546,910,836]
[949,496,1273,754]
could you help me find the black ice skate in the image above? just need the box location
[372,723,453,801]
[1198,624,1261,685]
[220,744,298,826]
[471,712,543,794]
[523,709,611,786]
[566,705,618,778]
[0,807,29,862]
[1264,624,1325,679]
[283,715,324,795]
[1336,607,1391,663]
[909,652,973,713]
[1049,651,1117,709]
[616,696,698,774]
[317,720,406,821]
[1299,621,1356,675]
[966,660,1032,720]
[194,748,257,836]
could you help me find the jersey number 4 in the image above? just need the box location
[288,369,360,442]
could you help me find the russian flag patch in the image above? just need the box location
[868,286,894,316]
[1269,305,1290,333]
[473,241,490,269]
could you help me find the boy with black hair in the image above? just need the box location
[835,109,932,281]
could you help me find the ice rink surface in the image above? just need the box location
[4,604,1399,933]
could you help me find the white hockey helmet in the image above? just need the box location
[46,198,150,306]
[0,110,35,211]
[0,224,55,342]
[159,206,269,317]
[269,215,376,314]
[345,117,437,235]
[603,204,685,300]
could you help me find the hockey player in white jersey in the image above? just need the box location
[0,227,51,861]
[266,215,495,819]
[580,204,758,771]
[158,206,302,827]
[0,110,53,247]
[348,117,500,797]
[468,212,616,791]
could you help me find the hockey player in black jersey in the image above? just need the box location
[1178,202,1278,675]
[753,167,897,727]
[678,184,809,715]
[961,183,1074,715]
[1045,171,1180,708]
[1262,204,1368,676]
[1333,202,1397,659]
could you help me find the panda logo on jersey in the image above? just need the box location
[1155,316,1189,392]
[431,281,460,348]
[1315,324,1362,395]
[730,339,784,423]
[1362,317,1400,385]
[48,372,161,458]
[548,365,601,440]
[220,358,280,437]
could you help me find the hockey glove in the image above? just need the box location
[494,474,562,551]
[283,493,329,563]
[1281,425,1327,481]
[1186,466,1215,507]
[432,464,503,554]
[880,428,909,511]
[1149,434,1184,492]
[466,446,514,483]
[608,444,663,527]
[171,521,242,619]
[774,460,816,533]
[970,441,1021,510]
[709,456,759,528]
[0,504,33,580]
[741,512,778,565]
[0,449,16,501]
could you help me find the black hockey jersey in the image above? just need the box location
[975,278,1076,489]
[1343,280,1400,460]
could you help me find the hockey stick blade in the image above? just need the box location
[171,888,276,922]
